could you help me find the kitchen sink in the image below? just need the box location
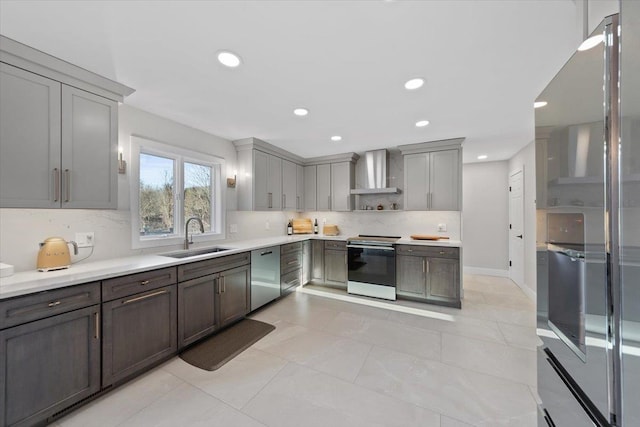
[160,247,230,259]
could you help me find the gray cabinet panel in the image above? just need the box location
[253,150,269,210]
[316,164,331,211]
[296,164,304,211]
[311,239,324,282]
[102,267,176,301]
[302,240,311,285]
[430,149,459,211]
[427,258,460,302]
[331,162,353,211]
[304,165,317,211]
[61,85,117,209]
[0,63,61,208]
[282,159,297,210]
[324,249,347,287]
[404,153,429,211]
[268,155,282,210]
[218,265,250,328]
[178,276,217,349]
[396,255,427,298]
[177,252,249,282]
[102,285,177,386]
[0,305,100,427]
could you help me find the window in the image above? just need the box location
[130,136,225,249]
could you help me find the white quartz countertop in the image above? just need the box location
[0,234,460,300]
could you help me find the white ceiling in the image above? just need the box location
[0,0,582,163]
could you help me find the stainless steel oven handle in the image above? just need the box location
[347,245,395,251]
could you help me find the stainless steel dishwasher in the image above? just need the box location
[250,246,281,311]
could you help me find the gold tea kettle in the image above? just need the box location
[37,237,78,272]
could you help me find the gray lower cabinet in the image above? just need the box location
[102,285,178,386]
[324,241,347,287]
[302,240,311,285]
[281,242,302,295]
[0,283,101,427]
[178,275,218,349]
[311,239,324,282]
[218,265,250,328]
[396,245,461,308]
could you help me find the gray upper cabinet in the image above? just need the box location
[282,159,298,211]
[241,149,282,211]
[61,85,118,209]
[304,165,317,211]
[316,164,331,211]
[0,63,61,208]
[331,162,354,211]
[0,37,133,209]
[403,149,460,211]
[296,164,304,211]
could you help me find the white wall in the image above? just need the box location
[508,141,537,295]
[462,161,509,275]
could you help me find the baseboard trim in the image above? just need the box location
[463,266,509,277]
[515,282,536,301]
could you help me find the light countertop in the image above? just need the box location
[0,235,461,300]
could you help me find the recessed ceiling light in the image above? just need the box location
[217,50,241,67]
[404,78,425,90]
[415,120,430,127]
[578,34,605,51]
[331,135,342,142]
[477,154,488,160]
[534,101,548,109]
[293,108,309,116]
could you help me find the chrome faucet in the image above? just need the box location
[185,217,205,250]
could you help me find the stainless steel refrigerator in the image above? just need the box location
[535,5,639,426]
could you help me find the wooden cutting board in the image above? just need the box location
[292,218,313,234]
[410,235,450,240]
[323,225,339,236]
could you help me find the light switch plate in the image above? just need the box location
[437,223,447,232]
[229,224,238,233]
[75,232,95,248]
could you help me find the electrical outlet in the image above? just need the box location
[229,224,238,233]
[75,232,95,248]
[437,223,447,232]
[322,218,327,224]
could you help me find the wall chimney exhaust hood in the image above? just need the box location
[350,149,400,195]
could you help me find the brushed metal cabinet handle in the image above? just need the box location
[48,301,61,308]
[261,251,273,256]
[64,169,71,202]
[94,311,100,339]
[53,168,60,202]
[296,196,300,210]
[426,260,430,273]
[422,259,426,273]
[283,194,286,208]
[328,195,331,210]
[140,280,150,285]
[222,276,226,293]
[122,289,168,305]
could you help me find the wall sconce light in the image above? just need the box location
[227,170,237,188]
[118,147,126,174]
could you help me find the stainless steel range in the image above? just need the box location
[347,235,400,300]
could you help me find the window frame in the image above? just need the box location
[130,135,225,249]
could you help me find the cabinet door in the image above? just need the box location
[404,153,429,211]
[426,257,460,302]
[218,265,250,328]
[282,159,297,210]
[429,149,460,211]
[311,240,324,282]
[302,240,311,285]
[0,305,100,427]
[268,154,282,210]
[304,166,317,211]
[316,164,331,211]
[296,164,304,211]
[396,255,427,298]
[331,162,353,211]
[102,285,177,386]
[253,150,269,210]
[324,249,347,287]
[178,275,217,349]
[0,63,61,208]
[61,85,118,209]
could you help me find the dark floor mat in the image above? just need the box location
[179,318,275,371]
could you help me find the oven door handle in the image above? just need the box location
[347,245,395,251]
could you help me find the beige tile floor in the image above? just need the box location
[56,274,540,427]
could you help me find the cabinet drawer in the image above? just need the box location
[0,282,100,329]
[102,267,176,301]
[324,240,346,250]
[396,245,459,259]
[281,251,302,274]
[281,268,301,292]
[281,241,302,255]
[178,252,250,282]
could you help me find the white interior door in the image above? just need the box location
[509,168,525,287]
